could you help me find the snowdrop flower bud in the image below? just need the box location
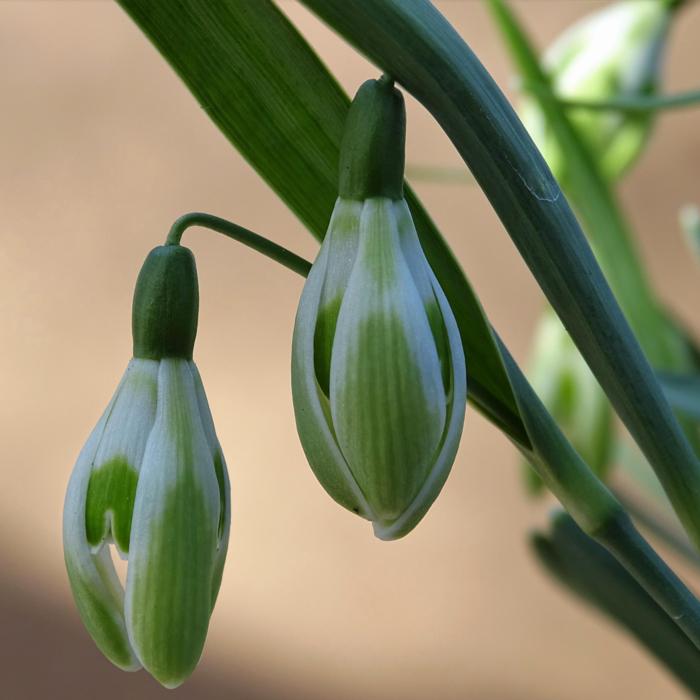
[63,244,230,688]
[521,0,676,183]
[292,77,467,540]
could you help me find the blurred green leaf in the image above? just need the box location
[534,511,700,698]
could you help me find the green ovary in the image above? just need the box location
[85,456,139,554]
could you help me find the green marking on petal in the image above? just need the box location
[332,311,446,521]
[127,469,217,688]
[314,294,342,397]
[85,456,139,555]
[65,553,137,670]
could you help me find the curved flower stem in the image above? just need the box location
[166,212,312,277]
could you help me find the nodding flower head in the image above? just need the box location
[292,78,467,541]
[63,244,230,688]
[521,0,676,183]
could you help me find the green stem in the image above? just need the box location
[521,87,700,114]
[556,89,700,114]
[166,212,312,277]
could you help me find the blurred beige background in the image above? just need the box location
[1,1,699,698]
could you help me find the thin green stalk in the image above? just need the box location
[556,89,700,114]
[166,212,311,277]
[299,0,700,550]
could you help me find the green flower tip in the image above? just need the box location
[64,254,230,688]
[132,244,199,361]
[338,76,406,201]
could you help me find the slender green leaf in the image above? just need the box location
[116,0,527,448]
[556,87,700,114]
[299,0,700,550]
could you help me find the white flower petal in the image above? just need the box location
[291,213,375,519]
[124,359,222,688]
[63,375,140,671]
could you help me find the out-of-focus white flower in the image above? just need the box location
[522,0,675,183]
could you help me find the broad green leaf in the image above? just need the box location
[116,0,527,448]
[297,0,700,550]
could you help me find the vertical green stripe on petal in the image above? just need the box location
[125,359,221,688]
[63,394,140,671]
[374,266,467,540]
[330,198,447,522]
